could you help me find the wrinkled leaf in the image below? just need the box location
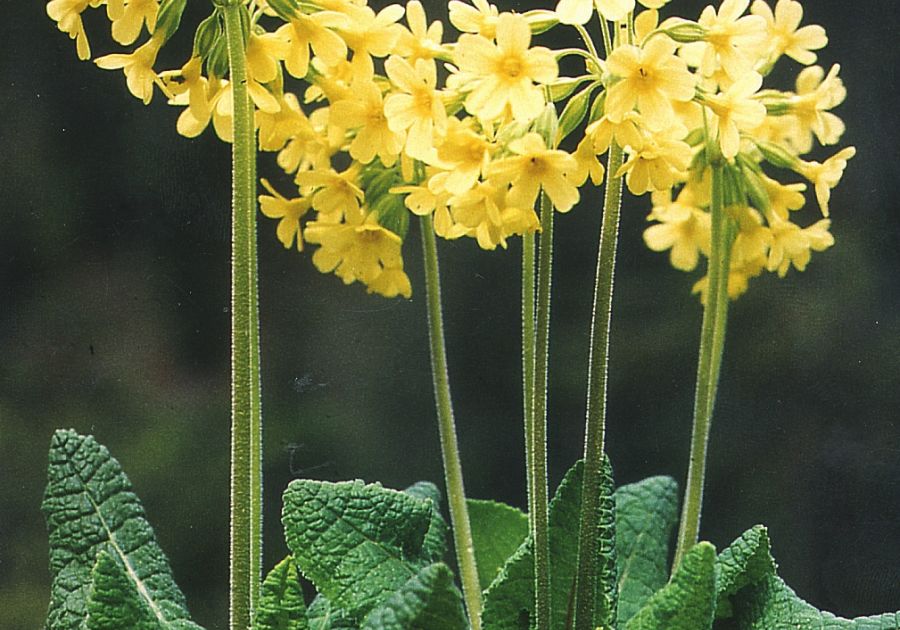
[714,525,775,619]
[719,527,900,629]
[254,556,308,630]
[625,542,717,630]
[481,459,617,630]
[466,499,528,591]
[42,429,198,630]
[614,476,680,626]
[404,482,449,565]
[361,563,468,630]
[307,596,358,630]
[281,479,432,619]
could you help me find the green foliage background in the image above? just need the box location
[1,1,898,628]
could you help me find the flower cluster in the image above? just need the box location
[48,0,853,300]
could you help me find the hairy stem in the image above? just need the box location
[573,142,624,630]
[223,3,262,629]
[673,163,731,570]
[420,216,483,630]
[532,192,554,630]
[522,232,536,518]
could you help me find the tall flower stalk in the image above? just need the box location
[673,160,732,569]
[222,2,263,628]
[420,215,483,630]
[572,141,624,630]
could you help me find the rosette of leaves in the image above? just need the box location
[42,431,900,629]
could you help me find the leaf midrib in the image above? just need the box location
[73,461,171,628]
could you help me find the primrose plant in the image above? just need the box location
[42,0,894,628]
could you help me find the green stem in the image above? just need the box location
[672,163,732,571]
[572,142,624,630]
[522,232,536,518]
[420,216,483,630]
[532,192,554,630]
[223,3,262,629]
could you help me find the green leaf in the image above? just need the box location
[403,482,449,565]
[714,526,775,619]
[625,542,717,630]
[729,574,900,629]
[466,499,528,592]
[717,527,900,629]
[281,479,433,619]
[361,563,468,630]
[481,459,618,630]
[254,557,308,630]
[614,476,680,627]
[42,429,199,630]
[307,596,358,630]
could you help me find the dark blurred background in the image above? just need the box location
[2,0,898,627]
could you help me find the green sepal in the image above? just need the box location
[480,459,618,630]
[281,479,433,620]
[466,499,528,592]
[193,11,222,59]
[360,563,468,630]
[254,557,309,630]
[42,430,199,630]
[523,9,559,35]
[614,476,679,627]
[403,482,449,565]
[624,542,717,630]
[155,0,187,44]
[267,0,300,21]
[736,155,771,214]
[557,83,600,145]
[532,103,559,149]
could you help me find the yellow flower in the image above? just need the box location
[276,11,349,80]
[110,0,158,46]
[703,71,766,159]
[47,0,92,60]
[554,0,593,26]
[259,179,312,251]
[616,125,692,195]
[729,205,771,269]
[644,189,711,271]
[759,173,805,221]
[304,212,412,298]
[454,12,558,123]
[605,37,696,130]
[330,80,404,166]
[570,135,606,187]
[486,132,580,212]
[789,64,846,152]
[95,36,163,104]
[245,32,289,114]
[683,0,767,80]
[395,0,446,63]
[751,0,826,66]
[295,164,365,223]
[766,215,832,277]
[449,0,499,38]
[796,146,855,217]
[448,181,539,250]
[160,56,217,138]
[435,118,493,195]
[383,57,447,162]
[596,0,636,21]
[337,4,405,78]
[257,92,310,152]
